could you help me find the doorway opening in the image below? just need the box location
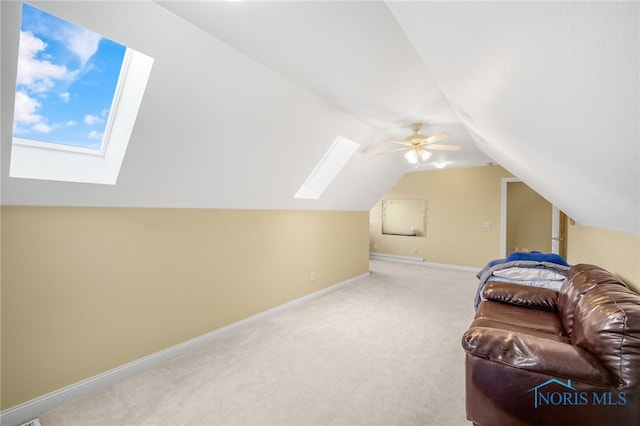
[500,178,565,258]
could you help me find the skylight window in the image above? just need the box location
[12,4,125,152]
[294,135,359,199]
[9,3,154,184]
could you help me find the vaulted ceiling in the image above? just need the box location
[1,1,638,235]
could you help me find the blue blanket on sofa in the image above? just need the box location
[487,251,570,268]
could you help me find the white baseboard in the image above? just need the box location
[422,261,480,273]
[0,272,369,426]
[370,252,479,273]
[369,252,424,263]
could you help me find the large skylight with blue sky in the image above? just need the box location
[13,3,126,151]
[10,3,154,184]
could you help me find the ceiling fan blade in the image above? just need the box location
[425,144,461,151]
[423,132,451,145]
[377,147,410,155]
[386,140,412,146]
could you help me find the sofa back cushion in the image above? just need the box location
[558,264,626,337]
[571,279,640,392]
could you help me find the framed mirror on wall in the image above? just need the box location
[382,199,426,236]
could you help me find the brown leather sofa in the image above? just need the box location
[462,264,640,426]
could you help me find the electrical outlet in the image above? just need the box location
[412,247,417,253]
[310,272,316,281]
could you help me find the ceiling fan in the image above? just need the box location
[379,122,461,165]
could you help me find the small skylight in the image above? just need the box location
[9,3,154,184]
[294,135,359,199]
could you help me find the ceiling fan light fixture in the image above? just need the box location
[419,149,432,162]
[379,122,461,165]
[404,149,418,164]
[404,148,431,165]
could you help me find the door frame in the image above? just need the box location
[500,178,560,258]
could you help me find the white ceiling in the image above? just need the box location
[1,1,638,235]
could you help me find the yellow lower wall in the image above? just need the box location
[369,166,639,291]
[370,165,514,268]
[1,207,369,410]
[566,222,640,292]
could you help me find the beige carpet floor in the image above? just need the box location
[39,259,478,426]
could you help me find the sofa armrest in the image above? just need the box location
[482,281,559,311]
[462,326,612,387]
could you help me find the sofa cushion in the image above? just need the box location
[475,300,565,336]
[469,318,569,343]
[482,281,558,311]
[572,283,640,392]
[557,264,627,337]
[462,326,612,386]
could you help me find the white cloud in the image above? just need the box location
[64,27,101,67]
[88,130,103,139]
[84,114,102,125]
[59,92,70,103]
[13,124,28,134]
[25,6,101,69]
[33,122,54,133]
[66,120,77,126]
[13,91,56,135]
[13,91,42,124]
[16,31,78,93]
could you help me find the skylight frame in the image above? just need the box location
[11,48,132,157]
[294,135,359,200]
[9,47,153,185]
[8,5,154,185]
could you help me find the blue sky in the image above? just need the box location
[13,4,126,150]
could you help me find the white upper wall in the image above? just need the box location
[1,1,411,210]
[1,1,637,235]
